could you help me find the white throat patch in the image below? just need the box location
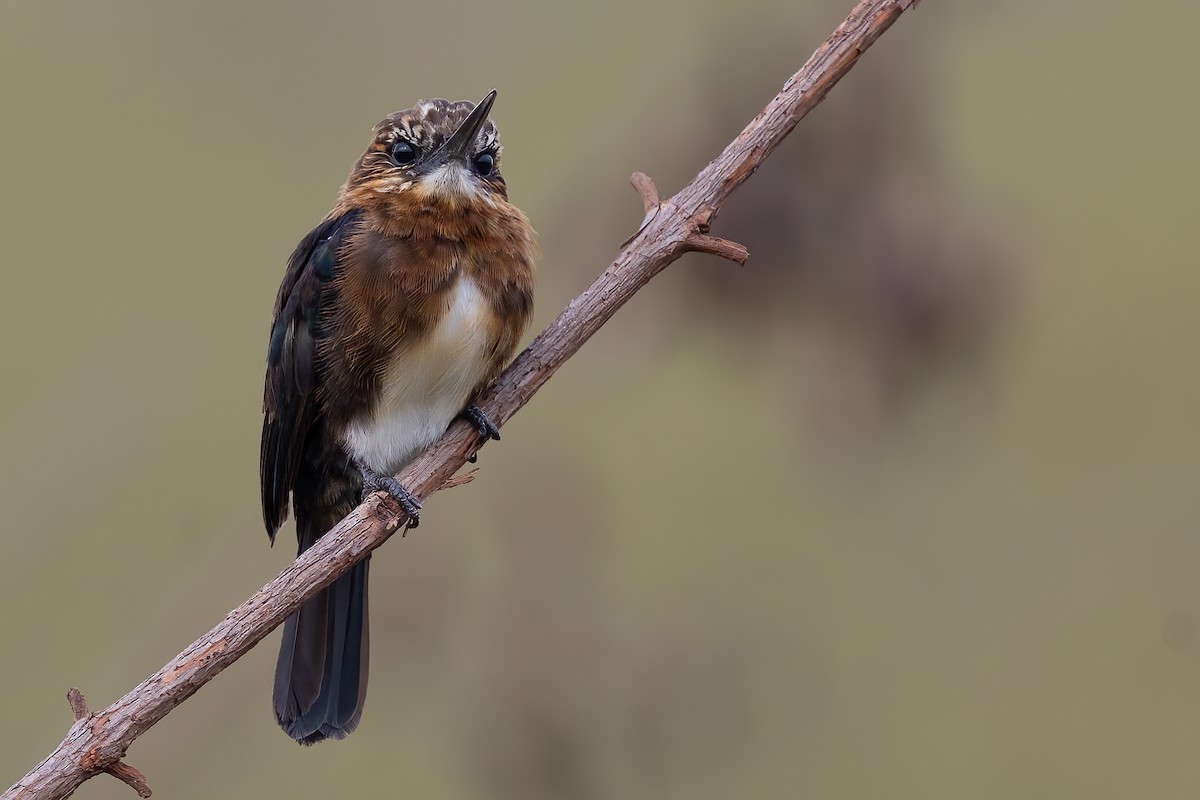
[423,162,484,201]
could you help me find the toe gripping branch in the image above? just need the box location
[461,403,502,443]
[353,403,499,531]
[356,459,423,529]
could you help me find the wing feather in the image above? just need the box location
[260,210,362,540]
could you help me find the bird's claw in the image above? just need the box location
[356,460,422,528]
[461,403,501,442]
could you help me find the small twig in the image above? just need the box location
[65,689,89,722]
[3,3,919,799]
[685,232,750,265]
[680,204,748,263]
[105,765,151,800]
[62,690,152,798]
[630,171,661,212]
[621,172,664,248]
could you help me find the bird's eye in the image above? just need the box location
[391,140,419,165]
[473,152,495,176]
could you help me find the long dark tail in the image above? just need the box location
[273,506,370,744]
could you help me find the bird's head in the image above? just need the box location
[341,91,508,215]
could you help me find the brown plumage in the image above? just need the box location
[260,92,535,743]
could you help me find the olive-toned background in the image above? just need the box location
[2,1,1197,797]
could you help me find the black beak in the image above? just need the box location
[435,90,497,163]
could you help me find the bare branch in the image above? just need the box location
[2,2,918,798]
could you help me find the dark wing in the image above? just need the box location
[260,210,361,541]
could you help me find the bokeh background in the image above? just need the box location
[2,1,1198,797]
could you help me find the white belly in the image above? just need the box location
[343,276,494,474]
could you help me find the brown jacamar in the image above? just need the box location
[260,91,536,744]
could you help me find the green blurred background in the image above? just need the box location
[2,1,1198,797]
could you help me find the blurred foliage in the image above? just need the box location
[2,1,1199,799]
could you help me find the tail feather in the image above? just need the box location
[273,557,370,744]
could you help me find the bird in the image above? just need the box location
[260,90,536,744]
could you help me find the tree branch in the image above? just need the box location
[3,2,919,798]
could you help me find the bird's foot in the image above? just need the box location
[461,403,501,442]
[356,459,422,529]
